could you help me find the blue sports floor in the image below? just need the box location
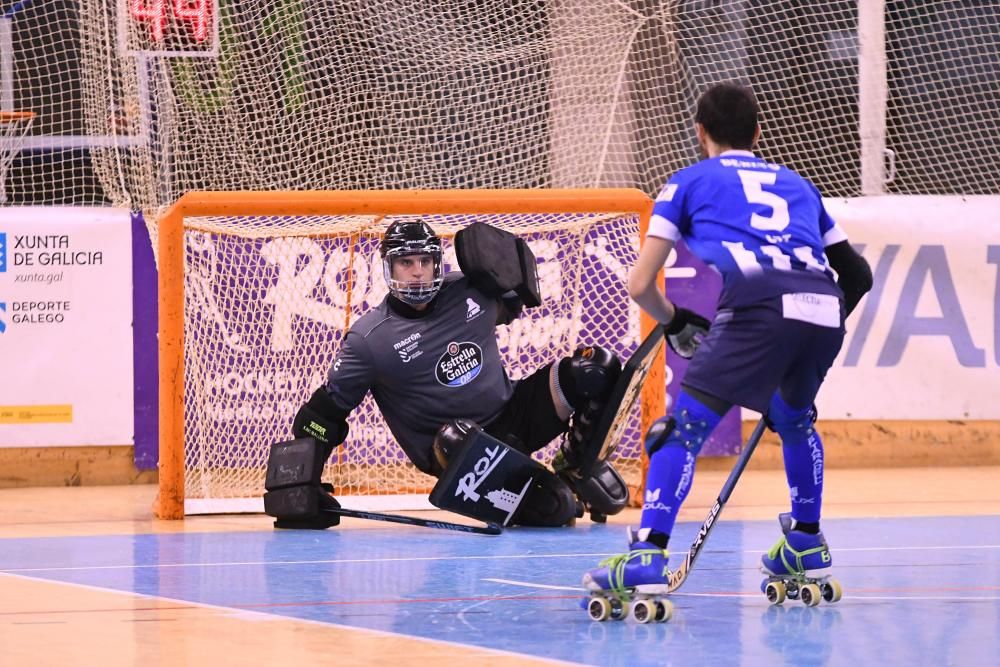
[1,513,997,666]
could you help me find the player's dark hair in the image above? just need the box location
[695,82,760,150]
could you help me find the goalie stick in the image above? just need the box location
[322,506,502,535]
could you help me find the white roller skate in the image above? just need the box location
[582,528,674,623]
[759,513,842,607]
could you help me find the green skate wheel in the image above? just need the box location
[588,596,611,621]
[821,579,843,603]
[765,581,787,604]
[631,599,656,624]
[800,583,821,607]
[656,599,674,623]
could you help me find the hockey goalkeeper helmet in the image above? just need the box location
[380,220,444,305]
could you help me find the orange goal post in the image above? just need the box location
[154,189,664,519]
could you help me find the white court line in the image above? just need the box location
[482,578,1000,602]
[3,544,998,574]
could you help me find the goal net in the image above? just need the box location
[154,189,661,517]
[0,0,968,210]
[1,3,997,205]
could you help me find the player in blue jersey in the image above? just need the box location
[583,82,872,600]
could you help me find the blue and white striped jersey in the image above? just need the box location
[649,150,846,308]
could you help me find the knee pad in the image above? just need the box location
[556,346,623,468]
[646,391,723,458]
[643,416,674,457]
[557,345,622,409]
[513,473,582,527]
[431,418,481,475]
[571,459,629,518]
[766,394,817,440]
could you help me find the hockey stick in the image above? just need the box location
[322,507,503,535]
[666,416,768,592]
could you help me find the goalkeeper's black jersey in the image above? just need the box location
[325,273,513,473]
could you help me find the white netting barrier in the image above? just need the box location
[4,1,992,208]
[173,207,645,513]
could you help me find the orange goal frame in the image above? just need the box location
[154,189,664,519]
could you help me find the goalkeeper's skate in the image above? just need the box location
[581,528,674,623]
[759,513,843,607]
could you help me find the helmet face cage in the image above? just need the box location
[380,222,444,305]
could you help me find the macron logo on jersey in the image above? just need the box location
[0,233,7,272]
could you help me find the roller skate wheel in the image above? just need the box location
[785,581,800,600]
[609,598,626,621]
[800,583,821,607]
[765,581,787,605]
[587,596,611,622]
[821,579,843,603]
[656,599,674,623]
[631,599,656,624]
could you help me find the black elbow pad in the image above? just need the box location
[826,241,873,315]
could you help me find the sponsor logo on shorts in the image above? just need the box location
[435,341,483,386]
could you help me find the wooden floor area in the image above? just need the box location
[2,466,997,540]
[2,467,998,666]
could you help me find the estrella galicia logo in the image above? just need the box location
[0,232,7,272]
[0,302,6,333]
[435,341,483,387]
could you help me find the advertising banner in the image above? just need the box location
[0,207,134,446]
[818,196,999,419]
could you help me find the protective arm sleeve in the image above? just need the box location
[825,240,873,316]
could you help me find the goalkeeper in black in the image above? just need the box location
[285,220,629,527]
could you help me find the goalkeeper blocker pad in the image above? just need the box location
[455,221,541,307]
[263,437,341,529]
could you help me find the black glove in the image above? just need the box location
[292,387,350,447]
[663,307,711,359]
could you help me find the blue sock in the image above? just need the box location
[770,393,825,524]
[640,391,722,537]
[782,429,824,524]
